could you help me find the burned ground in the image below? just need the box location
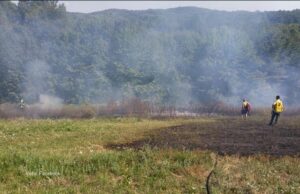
[106,116,300,156]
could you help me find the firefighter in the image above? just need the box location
[241,99,251,119]
[269,95,284,126]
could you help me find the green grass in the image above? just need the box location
[0,117,299,193]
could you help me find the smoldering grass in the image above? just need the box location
[2,101,300,119]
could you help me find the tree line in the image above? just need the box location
[0,1,300,106]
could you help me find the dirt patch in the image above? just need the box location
[106,117,300,156]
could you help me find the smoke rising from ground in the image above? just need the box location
[22,60,51,103]
[1,4,300,108]
[37,94,63,110]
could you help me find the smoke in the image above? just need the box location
[37,94,63,110]
[22,60,52,103]
[21,60,65,110]
[2,5,300,108]
[99,9,300,108]
[29,9,300,108]
[185,17,295,108]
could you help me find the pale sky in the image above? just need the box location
[60,1,300,13]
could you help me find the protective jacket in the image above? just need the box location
[242,101,250,110]
[273,99,284,113]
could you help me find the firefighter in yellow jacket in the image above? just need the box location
[269,95,284,125]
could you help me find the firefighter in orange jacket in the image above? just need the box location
[269,95,284,125]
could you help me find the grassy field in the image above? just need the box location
[0,116,299,193]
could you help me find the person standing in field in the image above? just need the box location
[269,95,284,126]
[241,99,251,119]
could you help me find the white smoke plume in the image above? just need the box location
[38,94,63,110]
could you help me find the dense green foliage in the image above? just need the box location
[1,1,300,106]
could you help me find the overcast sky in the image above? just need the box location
[60,1,300,13]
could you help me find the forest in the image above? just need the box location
[1,1,300,107]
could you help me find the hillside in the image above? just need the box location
[1,1,300,106]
